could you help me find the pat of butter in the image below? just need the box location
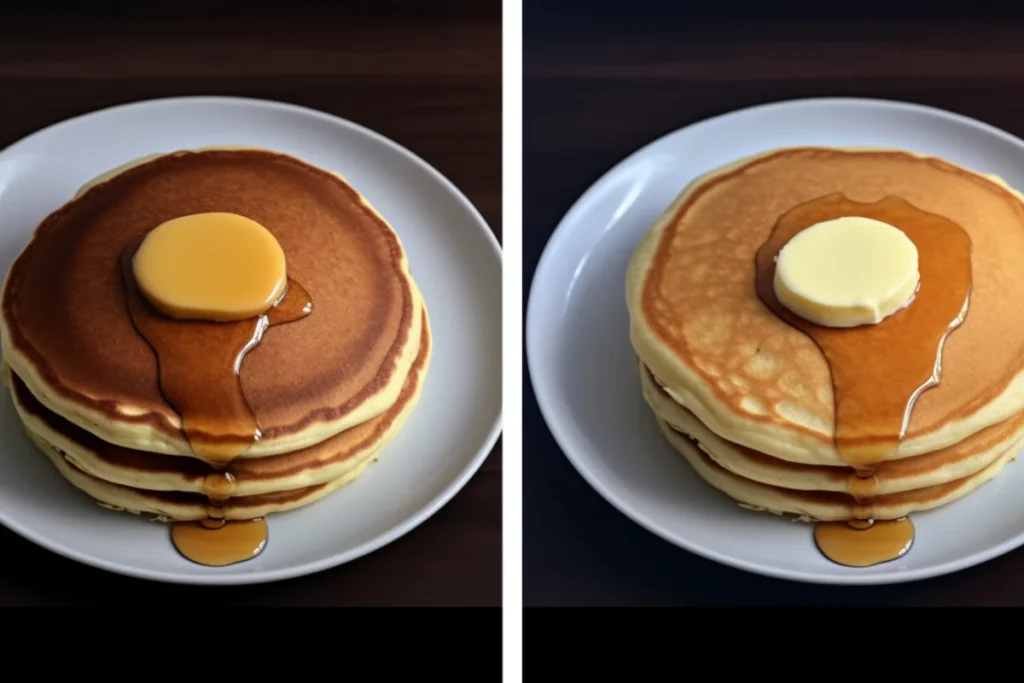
[133,212,287,322]
[773,216,919,328]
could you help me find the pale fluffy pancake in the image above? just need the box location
[1,148,424,458]
[627,147,1024,466]
[657,418,1017,522]
[27,428,370,522]
[10,308,430,499]
[640,361,1024,496]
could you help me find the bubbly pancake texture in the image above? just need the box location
[627,147,1024,466]
[1,148,423,458]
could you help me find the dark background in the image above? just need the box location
[524,1,1024,605]
[0,1,501,606]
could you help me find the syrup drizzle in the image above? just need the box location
[121,240,312,566]
[170,519,269,567]
[754,194,972,567]
[813,517,914,568]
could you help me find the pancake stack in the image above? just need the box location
[0,148,429,523]
[626,147,1024,523]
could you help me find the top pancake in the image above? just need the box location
[1,148,421,457]
[626,147,1024,466]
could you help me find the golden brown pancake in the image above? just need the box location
[25,427,366,522]
[627,147,1024,466]
[641,361,1024,496]
[1,149,421,458]
[10,307,431,499]
[658,418,1017,523]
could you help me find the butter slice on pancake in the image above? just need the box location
[627,147,1024,467]
[1,148,423,458]
[627,146,1024,524]
[0,148,431,523]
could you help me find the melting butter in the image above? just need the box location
[133,212,287,322]
[773,215,919,328]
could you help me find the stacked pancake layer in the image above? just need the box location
[0,148,430,521]
[626,147,1024,522]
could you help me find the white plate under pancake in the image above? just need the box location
[527,97,1024,585]
[0,96,501,585]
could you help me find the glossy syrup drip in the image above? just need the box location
[813,518,915,568]
[754,194,971,566]
[170,519,269,567]
[847,469,879,503]
[121,240,312,567]
[203,471,237,503]
[121,244,312,465]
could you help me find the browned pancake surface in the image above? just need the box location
[641,148,1024,444]
[3,149,414,441]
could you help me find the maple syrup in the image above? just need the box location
[755,193,972,565]
[813,517,915,568]
[171,518,269,567]
[121,238,312,567]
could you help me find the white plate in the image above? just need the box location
[0,96,502,585]
[526,97,1024,585]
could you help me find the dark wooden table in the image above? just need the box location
[524,9,1024,606]
[0,5,501,606]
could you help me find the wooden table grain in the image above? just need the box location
[524,8,1024,606]
[0,6,501,606]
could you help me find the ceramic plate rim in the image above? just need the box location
[526,96,1024,586]
[0,95,503,585]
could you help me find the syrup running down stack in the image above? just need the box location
[753,194,970,566]
[626,146,1024,568]
[0,148,432,567]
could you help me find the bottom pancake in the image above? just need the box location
[656,418,1017,522]
[8,307,431,499]
[4,308,430,523]
[640,360,1024,496]
[26,428,370,521]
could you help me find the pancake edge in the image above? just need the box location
[11,306,432,498]
[639,359,1024,496]
[26,426,374,522]
[626,146,1024,466]
[656,416,1017,523]
[0,147,427,457]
